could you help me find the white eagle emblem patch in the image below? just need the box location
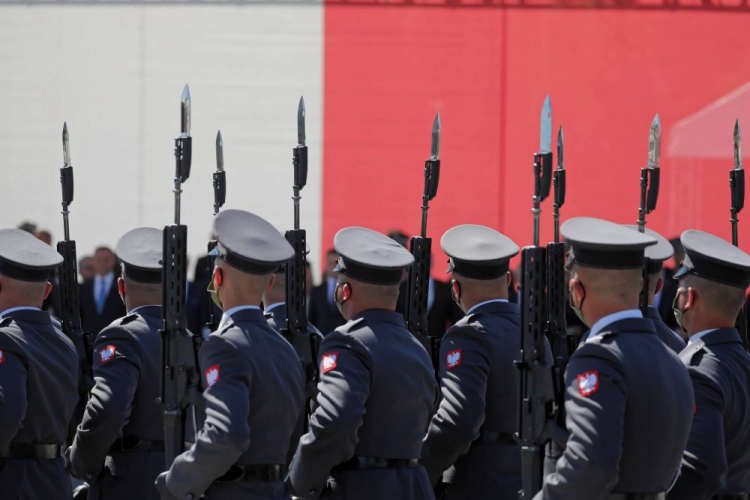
[578,370,600,397]
[446,349,462,370]
[321,351,339,374]
[99,345,116,365]
[0,349,5,365]
[205,365,220,388]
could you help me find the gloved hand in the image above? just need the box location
[72,483,89,500]
[154,471,171,500]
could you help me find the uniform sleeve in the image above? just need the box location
[288,330,371,499]
[669,367,726,500]
[421,324,489,485]
[165,334,251,500]
[0,343,27,450]
[537,343,627,500]
[69,325,142,480]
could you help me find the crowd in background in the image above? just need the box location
[15,220,690,341]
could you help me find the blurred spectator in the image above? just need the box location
[308,249,345,336]
[79,256,95,283]
[79,246,125,335]
[18,221,37,234]
[36,229,53,246]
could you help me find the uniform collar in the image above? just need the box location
[264,302,285,314]
[687,328,740,346]
[128,304,161,318]
[0,307,51,325]
[219,305,263,330]
[466,298,510,316]
[646,305,661,320]
[589,309,643,340]
[352,309,406,328]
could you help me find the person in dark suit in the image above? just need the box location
[669,230,750,499]
[396,273,463,338]
[80,246,126,336]
[308,249,345,336]
[657,237,684,333]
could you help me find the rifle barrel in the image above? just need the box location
[293,185,301,231]
[637,169,648,232]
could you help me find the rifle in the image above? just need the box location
[280,97,321,383]
[516,96,566,499]
[205,130,226,333]
[546,125,568,438]
[730,120,749,350]
[56,123,95,441]
[159,85,202,472]
[404,113,441,377]
[637,114,661,318]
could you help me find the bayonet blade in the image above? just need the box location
[557,126,564,170]
[648,113,661,169]
[180,84,191,137]
[735,119,743,171]
[297,96,306,147]
[62,122,71,166]
[216,130,224,172]
[540,95,552,153]
[431,112,441,159]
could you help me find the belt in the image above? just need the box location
[109,437,165,453]
[216,464,286,483]
[477,430,516,446]
[607,494,665,500]
[334,456,420,471]
[0,443,61,460]
[714,495,749,500]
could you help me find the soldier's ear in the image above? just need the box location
[505,271,512,289]
[117,278,126,298]
[654,277,664,296]
[43,282,52,301]
[684,287,695,310]
[265,274,276,294]
[342,282,352,301]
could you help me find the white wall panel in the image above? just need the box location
[0,4,323,280]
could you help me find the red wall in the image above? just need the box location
[323,7,750,275]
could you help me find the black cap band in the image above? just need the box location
[335,257,403,285]
[121,263,162,284]
[569,246,645,270]
[448,258,509,280]
[214,242,280,276]
[0,259,51,282]
[674,254,750,289]
[646,259,664,275]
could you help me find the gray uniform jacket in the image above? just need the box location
[421,300,522,499]
[579,306,685,354]
[0,309,79,500]
[69,305,165,500]
[265,303,324,464]
[670,328,750,499]
[288,309,438,500]
[537,317,694,500]
[165,307,305,500]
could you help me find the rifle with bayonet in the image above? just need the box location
[730,120,749,350]
[56,123,95,442]
[516,96,566,499]
[280,96,322,386]
[405,113,441,377]
[205,130,226,334]
[637,114,661,318]
[159,85,202,473]
[545,125,569,449]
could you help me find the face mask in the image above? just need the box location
[207,270,223,310]
[569,280,586,325]
[672,287,687,332]
[334,282,350,316]
[451,279,462,311]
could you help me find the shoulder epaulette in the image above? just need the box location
[585,329,619,345]
[338,317,365,334]
[118,313,139,326]
[216,320,235,336]
[679,339,705,364]
[0,316,12,328]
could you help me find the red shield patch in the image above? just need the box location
[205,365,220,388]
[0,349,5,365]
[577,370,600,397]
[99,345,116,365]
[321,351,339,374]
[446,349,462,370]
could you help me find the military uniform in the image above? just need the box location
[0,228,79,500]
[288,227,438,500]
[579,306,684,354]
[421,224,524,499]
[669,230,750,499]
[68,228,167,499]
[265,301,323,463]
[537,218,694,500]
[157,210,305,500]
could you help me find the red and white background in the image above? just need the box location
[1,1,749,280]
